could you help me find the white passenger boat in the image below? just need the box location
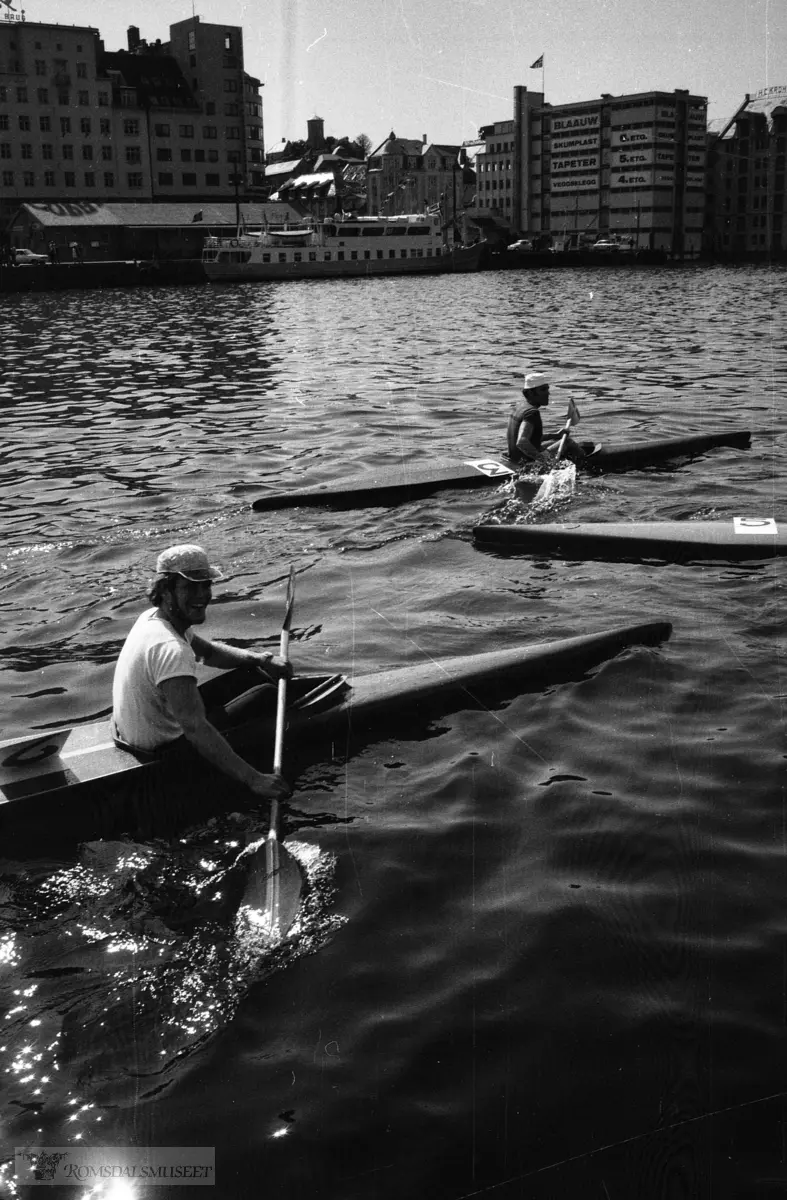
[202,212,484,282]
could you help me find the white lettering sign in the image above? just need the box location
[552,113,600,133]
[552,154,600,173]
[753,85,787,100]
[552,135,598,153]
[551,175,598,191]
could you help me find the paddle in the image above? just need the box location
[533,399,580,504]
[258,564,302,940]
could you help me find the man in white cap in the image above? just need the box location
[112,544,290,802]
[507,370,585,466]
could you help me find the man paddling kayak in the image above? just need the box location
[112,544,290,802]
[507,371,586,466]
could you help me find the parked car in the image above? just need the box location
[507,239,533,252]
[13,247,49,266]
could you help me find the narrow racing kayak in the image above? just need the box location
[250,430,750,512]
[474,517,785,561]
[1,621,671,823]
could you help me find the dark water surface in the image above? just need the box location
[0,264,785,1198]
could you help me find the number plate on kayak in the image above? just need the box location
[463,459,514,478]
[734,517,778,535]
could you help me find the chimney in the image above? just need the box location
[127,26,141,52]
[422,134,427,144]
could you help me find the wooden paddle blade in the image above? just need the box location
[282,564,296,634]
[241,839,303,941]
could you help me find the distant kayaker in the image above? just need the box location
[112,544,291,802]
[507,371,586,466]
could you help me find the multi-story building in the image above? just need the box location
[366,133,473,223]
[0,15,263,218]
[470,86,707,256]
[705,86,787,258]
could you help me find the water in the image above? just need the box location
[0,263,785,1198]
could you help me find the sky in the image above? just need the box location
[25,0,787,150]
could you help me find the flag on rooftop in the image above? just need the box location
[530,55,544,69]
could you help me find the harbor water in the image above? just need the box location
[0,263,785,1198]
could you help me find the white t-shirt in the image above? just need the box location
[112,608,198,751]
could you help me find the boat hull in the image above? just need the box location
[0,624,672,835]
[204,243,483,283]
[250,430,751,512]
[473,518,785,561]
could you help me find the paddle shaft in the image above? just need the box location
[553,400,579,463]
[268,566,295,840]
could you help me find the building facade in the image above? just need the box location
[366,133,473,224]
[0,16,264,217]
[705,86,787,258]
[470,87,707,255]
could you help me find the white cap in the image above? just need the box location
[154,544,224,582]
[524,371,550,391]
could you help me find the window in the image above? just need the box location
[80,117,91,134]
[224,33,233,50]
[82,144,93,160]
[42,143,53,159]
[226,127,240,139]
[63,144,73,159]
[101,144,112,161]
[224,103,238,116]
[2,170,13,185]
[123,119,140,137]
[179,124,194,137]
[194,149,205,162]
[40,116,51,132]
[127,172,143,188]
[0,116,7,131]
[125,146,141,163]
[182,172,197,185]
[84,171,95,187]
[203,125,217,139]
[208,149,218,162]
[19,115,30,131]
[21,144,32,159]
[156,148,172,161]
[188,30,196,50]
[17,87,28,103]
[35,60,46,75]
[0,144,10,159]
[23,171,34,186]
[100,118,110,136]
[223,79,238,92]
[77,62,87,78]
[154,123,170,137]
[158,172,173,185]
[181,148,192,162]
[205,102,215,115]
[189,54,196,67]
[37,88,49,103]
[206,172,219,185]
[103,171,114,187]
[0,87,6,102]
[98,92,109,107]
[58,91,69,106]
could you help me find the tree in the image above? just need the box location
[356,133,372,158]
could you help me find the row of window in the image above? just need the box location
[32,58,88,77]
[0,168,260,189]
[1,169,124,187]
[1,142,131,161]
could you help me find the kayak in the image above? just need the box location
[252,458,527,511]
[250,430,751,512]
[0,622,671,824]
[473,517,785,561]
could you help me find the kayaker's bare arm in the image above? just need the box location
[516,419,554,467]
[191,633,290,679]
[160,675,289,799]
